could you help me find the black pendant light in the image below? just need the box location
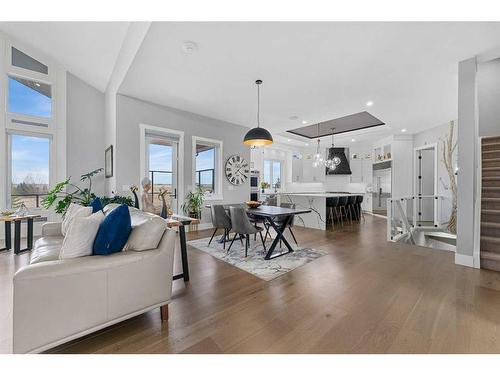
[243,79,273,146]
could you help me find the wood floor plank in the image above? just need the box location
[2,215,500,353]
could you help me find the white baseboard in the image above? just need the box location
[455,253,475,268]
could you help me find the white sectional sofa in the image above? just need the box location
[13,206,176,354]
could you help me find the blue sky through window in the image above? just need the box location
[196,148,215,185]
[8,77,52,118]
[149,144,173,185]
[11,134,50,185]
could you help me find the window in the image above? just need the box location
[10,134,50,208]
[263,159,282,189]
[192,137,223,199]
[195,145,215,193]
[2,41,63,212]
[8,76,52,118]
[148,142,173,207]
[11,47,49,75]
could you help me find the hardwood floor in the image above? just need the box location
[2,215,500,353]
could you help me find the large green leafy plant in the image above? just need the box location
[181,189,204,218]
[42,168,133,215]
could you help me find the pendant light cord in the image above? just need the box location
[257,83,260,128]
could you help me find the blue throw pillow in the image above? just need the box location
[93,204,132,255]
[89,197,103,213]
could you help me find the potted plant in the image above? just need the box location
[42,168,133,215]
[181,189,204,219]
[259,181,270,193]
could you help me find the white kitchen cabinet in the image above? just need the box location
[291,155,303,182]
[362,193,372,212]
[350,158,372,183]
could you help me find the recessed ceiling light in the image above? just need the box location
[287,139,291,142]
[401,129,407,133]
[351,139,356,142]
[301,120,308,124]
[34,82,41,87]
[182,41,198,54]
[289,115,299,120]
[305,143,309,146]
[366,101,374,107]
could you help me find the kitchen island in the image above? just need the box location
[261,192,362,230]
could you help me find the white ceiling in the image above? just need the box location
[0,22,131,91]
[120,22,500,138]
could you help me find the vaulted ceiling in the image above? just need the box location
[2,22,500,140]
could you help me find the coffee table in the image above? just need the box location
[0,214,41,254]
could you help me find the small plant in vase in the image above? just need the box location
[181,189,204,219]
[259,181,270,193]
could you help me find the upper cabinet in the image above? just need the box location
[291,151,326,183]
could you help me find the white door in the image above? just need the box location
[146,137,179,213]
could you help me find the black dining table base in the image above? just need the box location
[264,215,294,260]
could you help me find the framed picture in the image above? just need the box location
[105,145,113,178]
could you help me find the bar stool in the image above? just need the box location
[337,196,349,226]
[327,196,340,229]
[346,196,358,224]
[355,195,365,222]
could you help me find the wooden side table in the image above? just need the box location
[0,214,41,255]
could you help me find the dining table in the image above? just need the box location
[206,204,311,260]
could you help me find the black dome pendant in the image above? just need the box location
[243,80,273,146]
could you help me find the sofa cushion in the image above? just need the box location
[62,203,92,236]
[30,237,63,264]
[123,210,167,251]
[89,197,104,213]
[60,211,105,260]
[93,204,132,255]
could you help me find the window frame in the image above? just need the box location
[263,158,283,190]
[192,136,223,201]
[7,130,54,210]
[1,35,66,213]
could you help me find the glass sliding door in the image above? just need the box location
[146,138,179,213]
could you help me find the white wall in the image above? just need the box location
[456,57,479,266]
[66,73,105,195]
[478,58,500,137]
[115,94,251,225]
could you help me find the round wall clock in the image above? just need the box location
[225,155,250,185]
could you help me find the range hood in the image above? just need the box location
[326,147,352,175]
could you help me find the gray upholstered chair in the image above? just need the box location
[227,206,266,257]
[209,204,232,249]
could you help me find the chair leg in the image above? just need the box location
[264,225,270,242]
[245,234,249,257]
[223,228,226,249]
[329,207,334,229]
[239,233,244,246]
[227,233,238,252]
[289,227,298,245]
[259,230,266,251]
[208,228,218,246]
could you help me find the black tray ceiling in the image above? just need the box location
[287,111,384,139]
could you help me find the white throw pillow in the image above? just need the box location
[59,211,105,259]
[123,211,167,251]
[62,203,92,236]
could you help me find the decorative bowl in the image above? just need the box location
[246,201,262,209]
[1,210,15,216]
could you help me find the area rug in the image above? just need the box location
[187,235,327,281]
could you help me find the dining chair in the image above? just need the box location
[209,204,232,249]
[227,206,266,257]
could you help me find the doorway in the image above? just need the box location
[140,124,184,215]
[414,144,438,227]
